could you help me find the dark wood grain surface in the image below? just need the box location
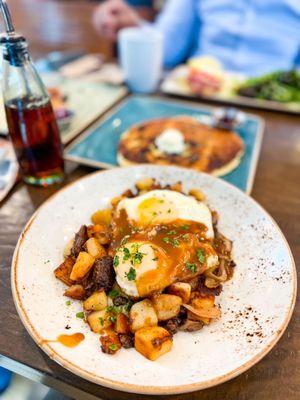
[0,1,299,399]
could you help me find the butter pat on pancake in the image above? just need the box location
[117,116,244,176]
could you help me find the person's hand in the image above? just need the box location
[92,0,141,41]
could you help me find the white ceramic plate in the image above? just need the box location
[12,166,296,394]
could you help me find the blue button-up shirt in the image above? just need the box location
[154,0,300,75]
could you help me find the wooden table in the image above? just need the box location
[1,1,299,399]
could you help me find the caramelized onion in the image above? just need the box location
[205,259,227,283]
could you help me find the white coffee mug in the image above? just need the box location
[118,26,163,93]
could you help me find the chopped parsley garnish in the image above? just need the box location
[107,305,122,314]
[167,209,171,213]
[130,243,146,265]
[152,257,158,261]
[109,289,120,298]
[99,317,104,326]
[109,315,117,323]
[167,230,176,235]
[186,263,197,273]
[121,243,145,266]
[121,236,129,245]
[172,238,180,247]
[123,247,130,261]
[197,248,206,263]
[159,199,164,203]
[108,343,117,351]
[131,251,143,265]
[76,312,84,319]
[181,233,189,240]
[113,255,119,267]
[124,300,133,312]
[131,226,140,233]
[125,267,136,281]
[181,224,190,230]
[163,237,180,247]
[65,300,71,306]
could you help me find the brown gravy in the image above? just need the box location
[42,333,85,348]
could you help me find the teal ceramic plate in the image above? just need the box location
[65,95,264,193]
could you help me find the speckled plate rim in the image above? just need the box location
[11,166,297,395]
[63,95,265,194]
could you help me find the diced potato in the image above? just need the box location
[152,294,182,321]
[87,310,112,333]
[63,238,74,258]
[189,188,205,201]
[85,237,107,259]
[83,290,107,311]
[110,196,124,207]
[100,329,121,354]
[64,284,85,300]
[91,209,112,226]
[135,177,154,191]
[87,224,110,245]
[167,282,191,303]
[170,182,182,192]
[115,313,130,334]
[130,299,158,332]
[54,256,74,286]
[70,251,94,281]
[135,327,173,361]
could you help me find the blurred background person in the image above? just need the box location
[93,0,300,76]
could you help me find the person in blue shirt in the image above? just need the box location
[93,0,300,76]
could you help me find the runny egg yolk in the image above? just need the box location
[137,197,178,225]
[117,190,214,238]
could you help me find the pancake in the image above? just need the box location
[117,116,244,177]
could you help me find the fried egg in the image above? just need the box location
[117,189,214,238]
[114,190,218,297]
[115,241,160,297]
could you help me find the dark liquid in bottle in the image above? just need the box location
[5,96,64,184]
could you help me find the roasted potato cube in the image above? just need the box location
[91,209,112,226]
[63,238,74,259]
[70,251,94,281]
[189,188,205,201]
[167,282,191,303]
[135,177,154,191]
[135,327,173,361]
[85,237,107,259]
[87,310,112,333]
[64,284,85,300]
[100,329,121,354]
[110,196,124,207]
[115,313,130,334]
[83,290,107,311]
[54,256,74,286]
[170,182,182,192]
[152,294,182,321]
[130,299,158,332]
[87,224,110,245]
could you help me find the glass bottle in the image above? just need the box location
[1,34,64,186]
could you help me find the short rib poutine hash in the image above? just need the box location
[54,178,235,360]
